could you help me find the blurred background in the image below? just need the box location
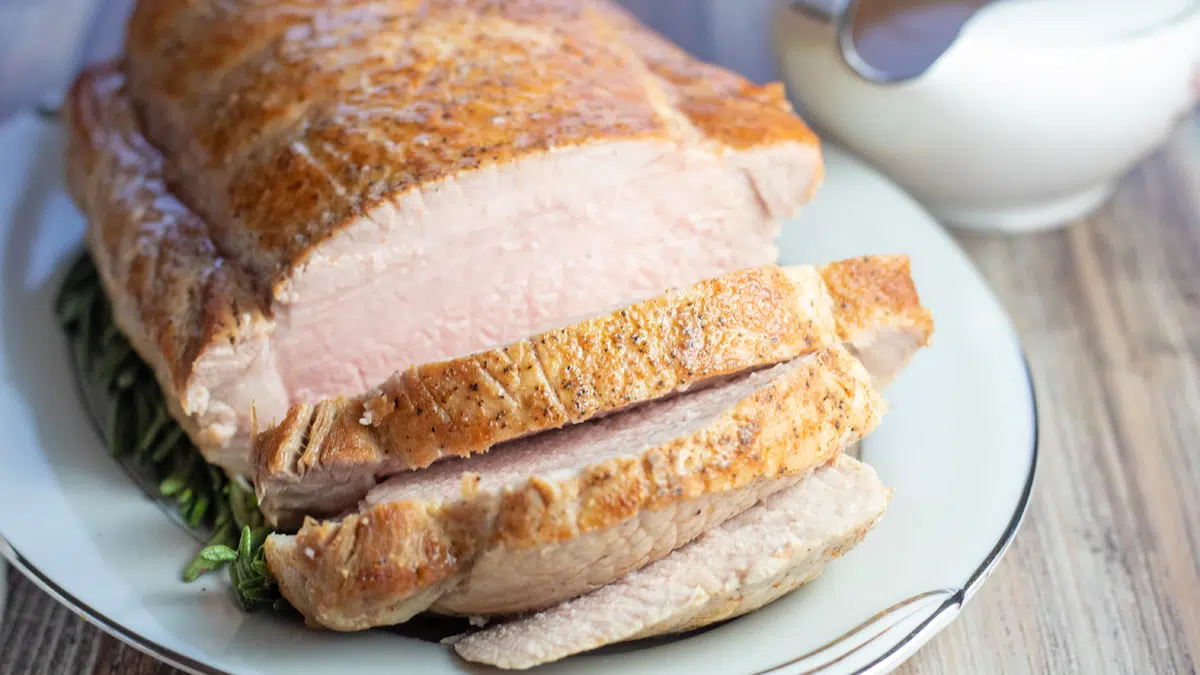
[0,0,781,123]
[3,0,1196,234]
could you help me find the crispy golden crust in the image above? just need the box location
[265,345,884,631]
[254,255,928,528]
[600,4,818,152]
[254,264,839,526]
[65,65,271,447]
[451,456,891,669]
[821,254,933,349]
[69,1,821,468]
[123,0,820,288]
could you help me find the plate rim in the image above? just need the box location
[0,110,1040,675]
[764,356,1039,675]
[0,355,1039,675]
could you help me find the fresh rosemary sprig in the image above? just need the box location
[56,251,282,609]
[198,525,286,611]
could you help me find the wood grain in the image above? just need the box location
[894,114,1200,675]
[1,1,1198,673]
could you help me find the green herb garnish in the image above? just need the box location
[56,251,282,610]
[198,525,286,611]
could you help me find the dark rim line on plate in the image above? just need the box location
[7,104,1041,675]
[0,351,1040,674]
[759,356,1040,675]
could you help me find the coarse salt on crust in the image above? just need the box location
[359,391,394,426]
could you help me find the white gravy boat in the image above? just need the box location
[772,0,1200,232]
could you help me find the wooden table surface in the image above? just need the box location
[1,2,1198,674]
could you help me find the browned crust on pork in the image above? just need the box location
[599,2,819,153]
[821,254,933,349]
[68,1,825,468]
[254,255,928,529]
[265,345,884,631]
[122,0,821,288]
[452,458,890,668]
[67,1,822,467]
[254,264,839,526]
[64,65,271,449]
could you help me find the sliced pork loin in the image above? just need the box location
[254,255,930,529]
[255,263,836,529]
[66,0,824,476]
[265,346,884,631]
[451,454,890,669]
[819,256,933,387]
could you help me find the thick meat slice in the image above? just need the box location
[65,67,273,463]
[254,255,930,528]
[820,256,933,388]
[66,0,823,475]
[255,263,833,528]
[452,454,890,670]
[264,346,884,631]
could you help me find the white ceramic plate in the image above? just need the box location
[0,111,1037,675]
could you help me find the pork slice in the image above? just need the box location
[264,345,884,631]
[65,0,823,475]
[254,254,930,529]
[253,263,838,529]
[819,256,933,387]
[452,454,890,670]
[65,67,275,463]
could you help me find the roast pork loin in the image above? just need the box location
[67,0,823,476]
[451,454,890,669]
[265,346,884,631]
[254,255,931,529]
